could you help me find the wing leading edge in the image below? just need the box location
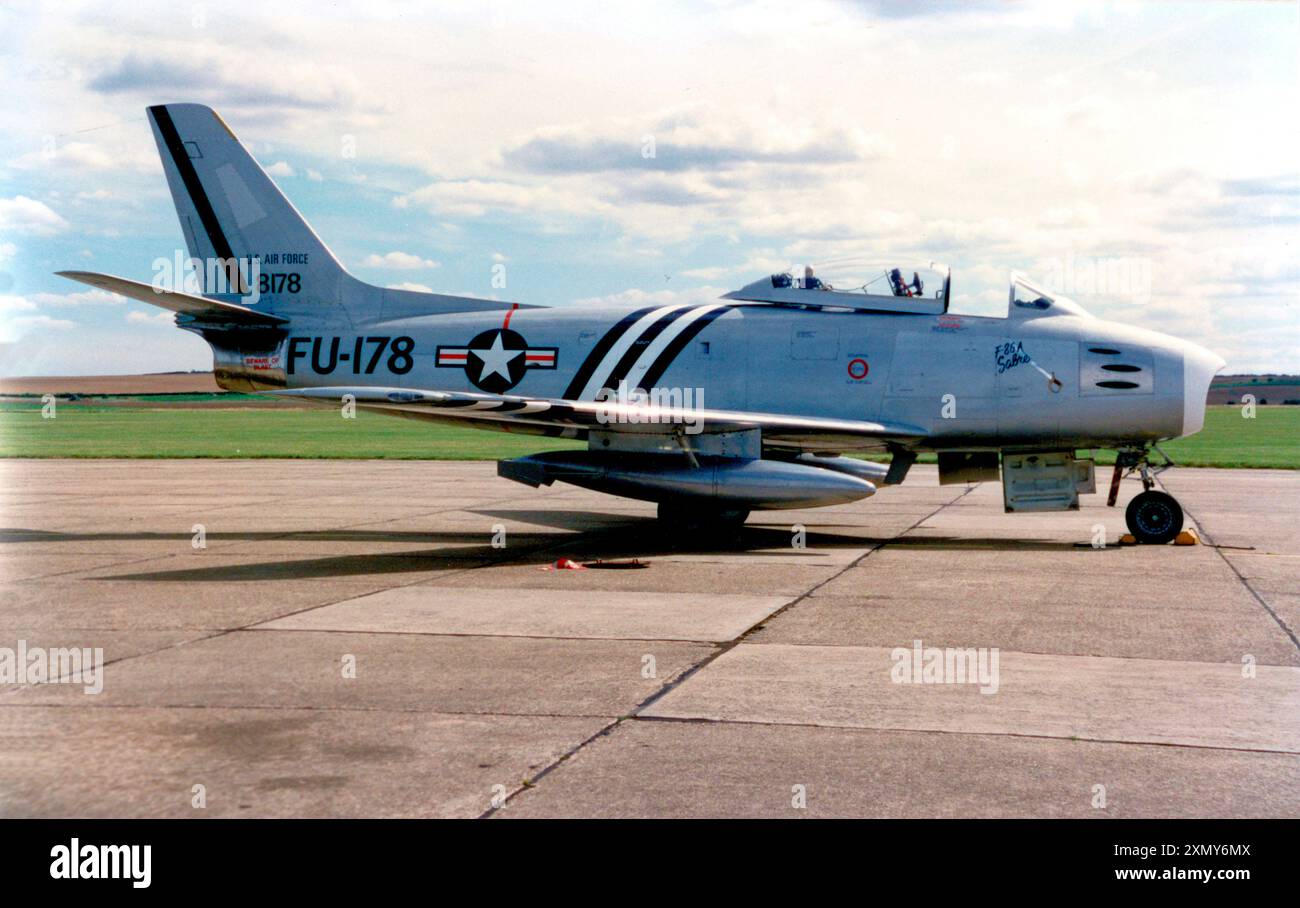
[268,385,926,451]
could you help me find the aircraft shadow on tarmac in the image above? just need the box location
[5,515,1114,583]
[2,528,492,544]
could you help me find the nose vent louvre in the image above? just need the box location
[1080,343,1154,396]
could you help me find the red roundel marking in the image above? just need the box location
[847,358,869,380]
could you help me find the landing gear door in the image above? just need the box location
[1002,451,1082,512]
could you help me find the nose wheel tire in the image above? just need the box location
[1125,490,1184,545]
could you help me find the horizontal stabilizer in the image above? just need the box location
[56,271,288,328]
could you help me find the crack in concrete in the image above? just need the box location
[479,483,979,818]
[1161,479,1300,653]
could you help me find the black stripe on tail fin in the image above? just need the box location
[146,102,346,303]
[149,105,238,271]
[143,103,527,321]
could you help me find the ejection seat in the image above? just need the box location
[889,268,924,297]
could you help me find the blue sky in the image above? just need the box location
[1,0,1296,375]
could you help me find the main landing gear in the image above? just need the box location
[1109,446,1184,545]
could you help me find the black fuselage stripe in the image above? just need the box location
[598,307,696,393]
[636,306,734,391]
[149,105,237,267]
[561,306,658,400]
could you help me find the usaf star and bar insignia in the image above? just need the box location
[435,328,557,393]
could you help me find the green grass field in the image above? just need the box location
[0,403,582,460]
[0,402,1294,468]
[1097,406,1298,469]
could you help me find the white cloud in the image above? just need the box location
[0,295,37,313]
[0,312,76,343]
[0,196,69,236]
[361,251,440,270]
[19,315,76,330]
[0,294,84,343]
[499,111,879,174]
[679,251,790,281]
[569,285,726,308]
[8,141,153,173]
[386,282,433,292]
[87,47,372,114]
[0,322,210,376]
[678,266,731,280]
[2,1,1296,372]
[264,161,296,177]
[29,289,126,307]
[126,309,173,324]
[396,178,613,221]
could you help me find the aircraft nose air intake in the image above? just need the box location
[1181,341,1226,438]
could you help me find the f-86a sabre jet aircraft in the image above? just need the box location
[60,104,1225,543]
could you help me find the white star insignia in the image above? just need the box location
[472,332,522,382]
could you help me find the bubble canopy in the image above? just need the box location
[722,262,951,315]
[1010,273,1092,318]
[723,265,1092,319]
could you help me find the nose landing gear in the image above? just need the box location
[1109,446,1185,544]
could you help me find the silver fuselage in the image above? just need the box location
[210,297,1221,452]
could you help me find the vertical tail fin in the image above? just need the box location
[146,102,522,322]
[147,102,347,304]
